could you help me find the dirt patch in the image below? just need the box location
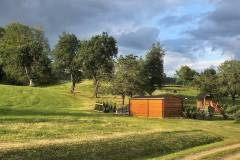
[180,143,240,160]
[222,152,240,160]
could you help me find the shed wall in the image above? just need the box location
[164,98,182,117]
[130,97,182,118]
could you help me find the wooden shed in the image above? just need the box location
[129,95,183,118]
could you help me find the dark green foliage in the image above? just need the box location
[94,99,117,113]
[53,32,82,92]
[194,68,218,94]
[0,65,4,81]
[143,43,165,95]
[183,105,214,120]
[218,60,240,106]
[0,23,51,86]
[0,27,4,39]
[0,131,222,160]
[80,32,118,97]
[176,65,198,86]
[226,105,240,121]
[112,54,145,104]
[235,110,240,122]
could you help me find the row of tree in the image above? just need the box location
[112,43,165,104]
[175,61,240,106]
[0,22,165,100]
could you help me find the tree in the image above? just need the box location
[0,27,4,39]
[0,22,51,86]
[80,32,118,98]
[194,68,217,94]
[112,54,144,105]
[218,60,240,106]
[0,27,5,81]
[143,43,165,95]
[53,32,82,93]
[176,65,198,86]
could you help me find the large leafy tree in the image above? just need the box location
[112,54,144,105]
[218,60,240,106]
[176,65,198,86]
[194,68,217,94]
[53,32,82,93]
[0,23,51,86]
[143,43,165,95]
[0,27,5,81]
[80,32,118,98]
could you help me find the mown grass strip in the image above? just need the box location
[200,146,240,160]
[0,130,222,160]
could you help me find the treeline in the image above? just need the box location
[0,22,165,100]
[175,62,240,107]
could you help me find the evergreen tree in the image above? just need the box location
[143,43,165,95]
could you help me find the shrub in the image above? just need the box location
[234,110,240,122]
[183,105,197,119]
[94,100,117,113]
[183,105,212,120]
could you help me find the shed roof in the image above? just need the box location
[131,94,182,100]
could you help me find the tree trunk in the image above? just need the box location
[122,94,125,105]
[231,94,236,106]
[93,77,99,98]
[71,81,76,93]
[24,66,34,87]
[70,74,76,93]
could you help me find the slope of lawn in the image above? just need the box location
[0,80,239,159]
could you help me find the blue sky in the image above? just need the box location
[0,0,239,76]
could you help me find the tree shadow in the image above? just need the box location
[0,107,117,123]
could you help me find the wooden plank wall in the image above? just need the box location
[130,98,182,118]
[148,100,163,117]
[130,99,148,116]
[164,98,183,117]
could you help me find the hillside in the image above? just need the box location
[0,80,239,159]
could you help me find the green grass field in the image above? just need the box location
[0,80,239,159]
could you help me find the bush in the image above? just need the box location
[94,100,117,113]
[234,110,240,122]
[183,105,197,119]
[226,105,240,121]
[183,105,213,120]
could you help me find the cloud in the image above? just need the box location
[159,14,194,27]
[0,0,189,46]
[0,0,238,76]
[188,0,240,58]
[118,27,160,51]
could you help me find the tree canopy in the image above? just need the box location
[218,60,240,106]
[176,65,198,86]
[53,32,82,92]
[112,54,144,105]
[80,32,118,97]
[143,43,165,95]
[0,23,51,86]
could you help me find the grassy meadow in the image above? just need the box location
[0,80,240,159]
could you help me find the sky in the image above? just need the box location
[0,0,239,76]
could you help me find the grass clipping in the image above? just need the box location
[0,130,222,160]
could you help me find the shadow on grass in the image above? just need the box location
[0,108,117,123]
[0,130,223,160]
